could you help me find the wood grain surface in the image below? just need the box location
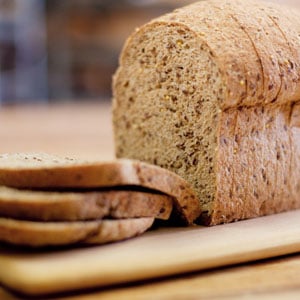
[2,253,300,300]
[0,102,300,299]
[60,254,300,300]
[1,210,300,298]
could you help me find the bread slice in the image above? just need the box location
[0,217,154,247]
[112,0,300,225]
[0,153,200,224]
[0,186,172,221]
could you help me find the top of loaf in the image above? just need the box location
[120,0,300,109]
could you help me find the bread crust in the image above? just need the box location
[218,0,282,105]
[210,103,300,225]
[209,1,264,107]
[0,217,154,247]
[257,1,300,99]
[0,186,172,221]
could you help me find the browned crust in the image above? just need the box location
[211,102,300,225]
[210,1,264,107]
[84,217,154,244]
[0,187,173,221]
[0,217,154,247]
[257,1,300,101]
[233,0,300,106]
[223,0,282,106]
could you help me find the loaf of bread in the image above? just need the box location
[113,0,300,225]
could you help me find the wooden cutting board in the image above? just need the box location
[1,210,300,297]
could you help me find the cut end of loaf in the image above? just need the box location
[113,22,225,219]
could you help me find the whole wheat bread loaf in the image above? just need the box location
[0,217,154,247]
[0,186,172,221]
[0,153,200,224]
[112,0,300,225]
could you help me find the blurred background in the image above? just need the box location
[0,0,195,104]
[0,0,299,105]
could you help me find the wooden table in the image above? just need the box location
[0,102,300,299]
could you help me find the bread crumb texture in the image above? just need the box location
[113,0,300,225]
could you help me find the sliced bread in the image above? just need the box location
[0,186,172,221]
[0,217,154,247]
[0,153,200,224]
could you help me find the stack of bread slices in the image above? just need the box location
[0,153,200,247]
